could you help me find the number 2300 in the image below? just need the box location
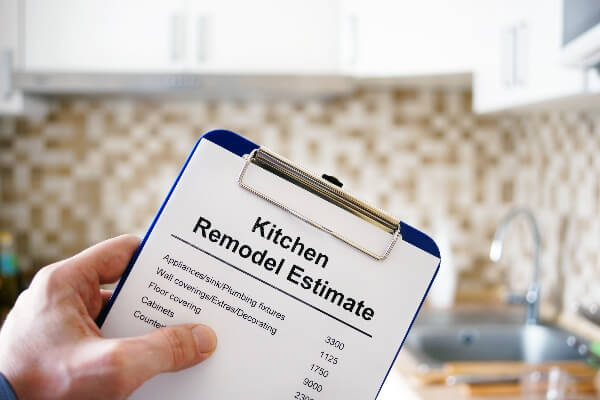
[294,391,314,400]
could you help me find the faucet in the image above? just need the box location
[489,208,542,325]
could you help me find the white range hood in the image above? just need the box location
[14,72,353,100]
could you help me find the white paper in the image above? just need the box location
[101,138,439,399]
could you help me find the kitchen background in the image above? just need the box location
[2,0,600,398]
[1,90,599,320]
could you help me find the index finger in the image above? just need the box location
[65,234,141,284]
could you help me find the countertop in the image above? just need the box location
[375,302,600,399]
[377,350,597,400]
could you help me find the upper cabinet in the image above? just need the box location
[6,0,596,112]
[341,0,485,79]
[22,0,486,78]
[0,0,46,115]
[473,0,584,113]
[23,0,342,74]
[25,0,188,72]
[0,0,20,113]
[185,0,341,74]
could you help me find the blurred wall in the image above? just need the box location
[0,88,598,318]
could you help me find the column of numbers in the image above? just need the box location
[293,336,345,400]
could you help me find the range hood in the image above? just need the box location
[14,72,354,100]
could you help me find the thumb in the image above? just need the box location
[111,324,217,386]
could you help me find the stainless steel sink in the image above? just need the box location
[405,310,586,367]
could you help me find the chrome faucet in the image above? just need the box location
[489,208,542,325]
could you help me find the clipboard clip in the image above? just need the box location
[238,147,401,261]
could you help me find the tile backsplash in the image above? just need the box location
[0,88,599,320]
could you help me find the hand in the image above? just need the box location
[0,235,217,400]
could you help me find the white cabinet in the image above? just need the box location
[22,0,490,78]
[186,0,342,74]
[24,0,187,72]
[20,0,591,106]
[527,0,584,103]
[474,0,584,113]
[23,0,342,75]
[473,0,525,112]
[0,0,18,113]
[0,0,46,115]
[342,0,485,79]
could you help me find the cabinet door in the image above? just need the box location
[186,0,341,74]
[0,0,22,113]
[24,0,186,72]
[526,0,584,102]
[473,0,529,112]
[474,0,584,113]
[0,0,18,62]
[344,0,485,77]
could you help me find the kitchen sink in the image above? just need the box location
[404,310,586,367]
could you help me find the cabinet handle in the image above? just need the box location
[501,24,526,88]
[514,22,528,87]
[511,25,518,87]
[169,13,186,63]
[196,15,210,64]
[1,49,13,100]
[501,26,514,87]
[349,14,359,66]
[347,14,359,66]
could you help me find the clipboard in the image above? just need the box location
[98,129,440,400]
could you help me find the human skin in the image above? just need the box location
[0,235,217,399]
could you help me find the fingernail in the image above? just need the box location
[192,325,217,354]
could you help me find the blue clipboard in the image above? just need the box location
[98,129,440,399]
